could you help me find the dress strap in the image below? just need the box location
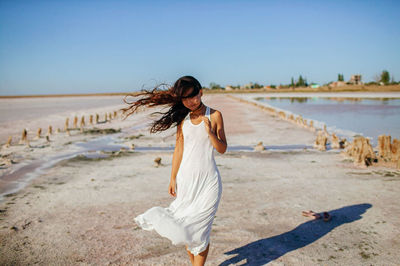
[205,106,211,121]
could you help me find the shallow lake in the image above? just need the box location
[256,96,400,145]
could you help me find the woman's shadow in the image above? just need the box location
[220,203,372,266]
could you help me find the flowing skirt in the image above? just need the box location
[134,167,222,255]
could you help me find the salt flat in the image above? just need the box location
[0,94,399,265]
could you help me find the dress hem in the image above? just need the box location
[134,215,209,256]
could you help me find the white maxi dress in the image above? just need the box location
[134,105,223,255]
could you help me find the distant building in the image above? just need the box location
[329,81,346,87]
[240,82,254,90]
[310,83,320,89]
[225,85,234,91]
[349,74,362,85]
[263,85,276,89]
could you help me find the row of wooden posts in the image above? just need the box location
[346,135,400,168]
[232,96,319,132]
[2,110,121,149]
[317,132,399,168]
[231,96,400,168]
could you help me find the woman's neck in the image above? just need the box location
[190,102,205,116]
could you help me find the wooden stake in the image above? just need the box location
[35,128,42,140]
[3,136,12,148]
[47,125,52,136]
[65,118,69,131]
[19,129,27,144]
[73,116,78,129]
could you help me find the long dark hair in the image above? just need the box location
[122,76,202,133]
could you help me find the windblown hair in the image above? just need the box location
[121,76,202,133]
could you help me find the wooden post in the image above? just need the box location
[391,138,400,168]
[73,116,78,129]
[314,130,327,151]
[65,118,69,131]
[80,116,85,131]
[19,129,27,144]
[35,128,42,140]
[3,136,12,148]
[47,125,52,136]
[346,136,375,166]
[377,135,391,161]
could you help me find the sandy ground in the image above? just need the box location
[0,94,400,265]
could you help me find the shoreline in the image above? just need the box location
[0,92,136,99]
[236,91,400,98]
[1,84,400,98]
[230,92,400,145]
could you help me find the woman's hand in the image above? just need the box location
[168,179,176,197]
[202,116,213,135]
[203,110,227,154]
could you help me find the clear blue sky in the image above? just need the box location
[0,0,399,95]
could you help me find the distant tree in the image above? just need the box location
[380,70,390,85]
[253,83,263,89]
[338,73,344,81]
[291,77,295,88]
[209,82,223,90]
[297,75,306,87]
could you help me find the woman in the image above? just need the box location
[123,76,227,265]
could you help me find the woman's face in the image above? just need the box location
[182,88,202,111]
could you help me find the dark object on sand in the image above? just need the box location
[302,210,331,222]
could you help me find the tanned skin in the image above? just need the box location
[168,89,227,266]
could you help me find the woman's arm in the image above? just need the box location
[169,122,184,197]
[203,110,227,154]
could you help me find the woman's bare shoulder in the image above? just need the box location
[209,107,224,125]
[209,107,223,117]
